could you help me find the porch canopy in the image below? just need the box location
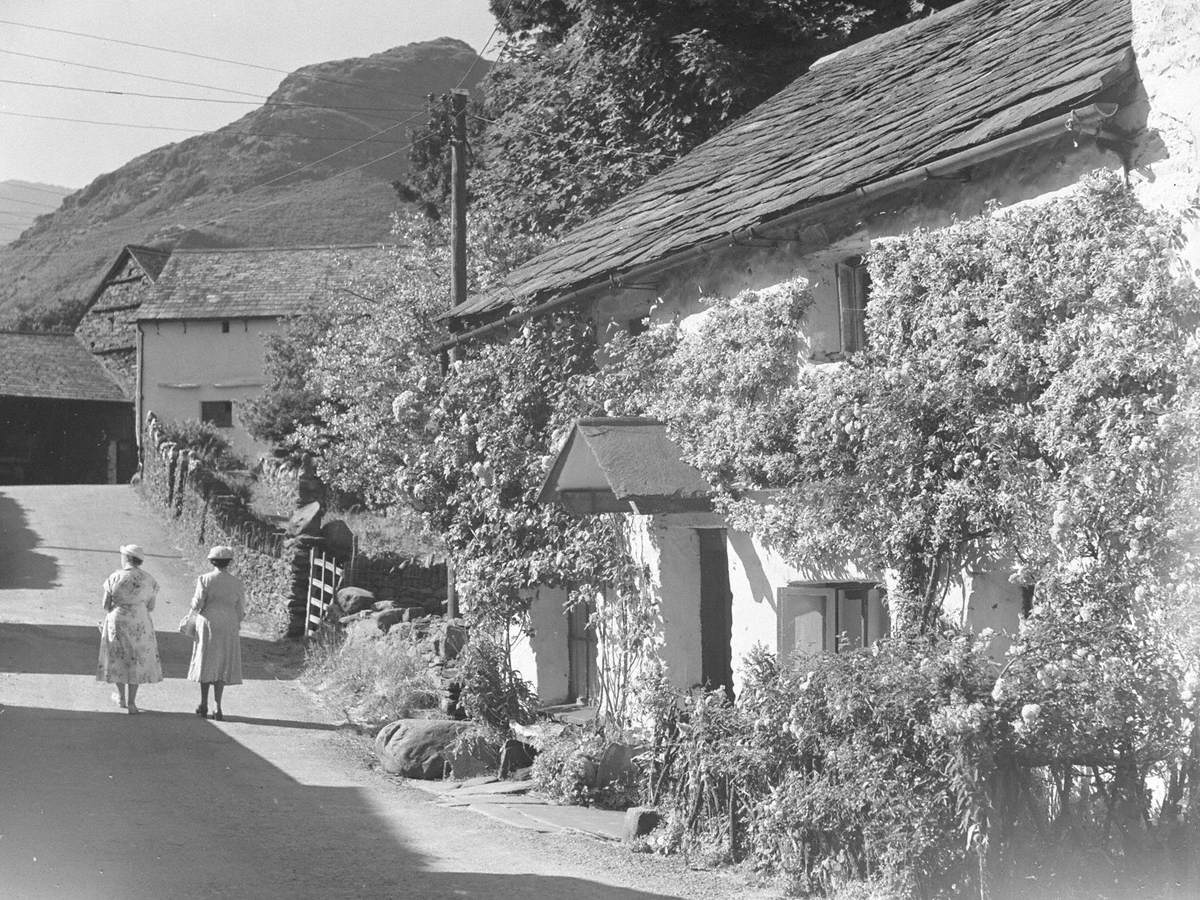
[538,417,713,515]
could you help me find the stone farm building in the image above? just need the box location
[439,0,1198,704]
[135,244,398,460]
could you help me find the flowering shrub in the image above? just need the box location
[529,724,641,809]
[620,175,1200,895]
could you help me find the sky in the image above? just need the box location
[0,0,499,189]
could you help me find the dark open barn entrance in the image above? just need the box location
[0,332,136,485]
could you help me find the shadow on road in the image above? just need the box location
[0,490,59,589]
[0,703,685,899]
[0,622,297,680]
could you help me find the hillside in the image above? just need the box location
[0,181,73,244]
[0,38,483,324]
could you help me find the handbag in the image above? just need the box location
[178,611,198,640]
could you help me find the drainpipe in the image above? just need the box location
[135,322,145,467]
[434,103,1119,353]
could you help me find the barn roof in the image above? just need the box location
[138,245,400,321]
[447,0,1134,325]
[0,332,129,403]
[85,244,172,313]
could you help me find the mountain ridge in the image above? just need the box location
[0,37,483,326]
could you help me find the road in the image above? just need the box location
[0,485,765,900]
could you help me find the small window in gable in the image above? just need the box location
[221,320,231,334]
[836,256,871,354]
[201,401,233,429]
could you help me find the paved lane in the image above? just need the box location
[0,485,762,900]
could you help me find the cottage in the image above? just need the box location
[136,244,398,460]
[441,0,1198,702]
[0,332,134,483]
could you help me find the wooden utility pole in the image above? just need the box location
[445,88,469,621]
[449,89,468,310]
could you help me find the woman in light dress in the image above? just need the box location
[187,545,245,720]
[97,543,163,714]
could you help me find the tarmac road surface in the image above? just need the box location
[0,484,768,900]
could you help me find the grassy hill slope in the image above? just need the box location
[0,38,482,326]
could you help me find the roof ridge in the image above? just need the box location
[170,243,404,254]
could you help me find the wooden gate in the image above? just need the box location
[305,548,345,637]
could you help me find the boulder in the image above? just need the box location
[375,719,469,779]
[285,500,323,537]
[499,739,537,777]
[374,608,406,633]
[623,807,662,840]
[337,586,376,616]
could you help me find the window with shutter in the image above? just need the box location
[836,257,871,354]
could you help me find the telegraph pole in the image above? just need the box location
[449,89,468,311]
[445,88,469,622]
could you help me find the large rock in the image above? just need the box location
[375,719,469,779]
[337,586,375,615]
[623,807,662,841]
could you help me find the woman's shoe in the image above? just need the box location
[195,705,208,717]
[213,709,223,721]
[127,704,140,715]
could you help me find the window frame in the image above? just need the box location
[200,400,234,429]
[836,256,871,354]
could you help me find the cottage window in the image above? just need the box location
[777,582,887,663]
[836,256,870,354]
[221,320,231,334]
[200,401,233,429]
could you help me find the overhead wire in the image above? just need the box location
[0,108,417,143]
[0,77,431,117]
[0,18,466,104]
[0,48,268,98]
[0,194,60,209]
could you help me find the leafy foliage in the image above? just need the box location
[611,175,1200,894]
[616,174,1200,635]
[457,633,538,736]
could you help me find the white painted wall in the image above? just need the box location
[510,585,572,705]
[139,317,279,461]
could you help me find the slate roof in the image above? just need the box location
[538,417,713,515]
[138,245,399,321]
[0,332,129,403]
[449,0,1134,323]
[86,244,172,313]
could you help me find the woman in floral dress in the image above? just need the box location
[97,543,163,714]
[187,545,245,720]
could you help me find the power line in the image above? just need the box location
[0,194,60,209]
[0,182,74,199]
[0,77,426,117]
[0,18,478,104]
[0,48,267,99]
[0,109,414,143]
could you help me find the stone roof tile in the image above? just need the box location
[138,245,400,321]
[0,332,129,402]
[450,0,1133,323]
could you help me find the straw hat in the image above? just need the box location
[120,544,144,559]
[207,545,235,561]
